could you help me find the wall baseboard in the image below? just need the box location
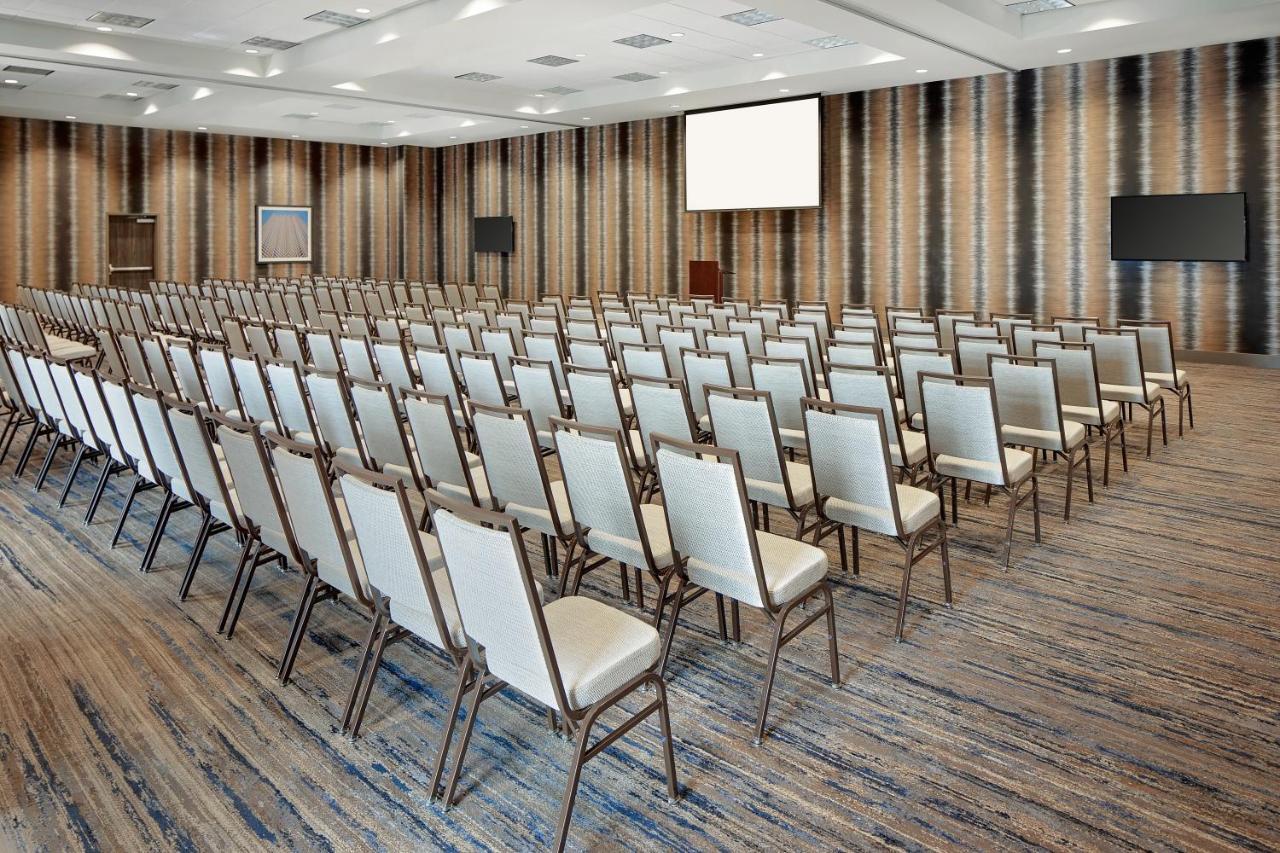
[1178,350,1280,369]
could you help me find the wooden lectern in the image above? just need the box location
[689,260,729,301]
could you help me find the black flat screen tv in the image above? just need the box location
[474,216,514,253]
[1111,193,1247,261]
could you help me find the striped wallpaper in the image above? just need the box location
[0,123,436,302]
[0,37,1276,353]
[439,38,1280,355]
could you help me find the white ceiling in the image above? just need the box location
[0,0,1278,147]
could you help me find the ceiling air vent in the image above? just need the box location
[243,36,300,51]
[282,113,317,120]
[614,34,671,49]
[100,93,143,101]
[614,71,657,82]
[528,55,578,67]
[455,72,502,83]
[87,11,154,28]
[541,86,581,96]
[132,80,178,90]
[1006,0,1074,12]
[4,65,53,76]
[806,35,856,49]
[325,103,359,110]
[305,10,369,27]
[721,8,782,26]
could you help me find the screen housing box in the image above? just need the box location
[682,94,823,213]
[1110,192,1248,262]
[474,216,515,253]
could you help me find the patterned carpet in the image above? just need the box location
[0,362,1277,851]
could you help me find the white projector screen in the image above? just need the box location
[684,97,821,212]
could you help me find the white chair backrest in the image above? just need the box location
[471,404,566,534]
[747,356,808,433]
[703,331,750,385]
[554,424,644,558]
[658,327,696,382]
[681,349,732,421]
[630,376,697,449]
[511,358,564,440]
[565,365,626,433]
[304,371,362,461]
[957,336,1011,377]
[990,356,1064,441]
[372,339,417,397]
[620,343,669,380]
[920,376,1005,477]
[339,335,378,383]
[827,340,879,368]
[403,391,478,504]
[1014,326,1062,358]
[415,345,465,419]
[897,349,955,418]
[1035,341,1102,412]
[804,402,900,536]
[1086,330,1144,387]
[101,376,155,481]
[229,355,276,426]
[306,331,342,372]
[827,365,898,439]
[459,350,507,409]
[707,389,786,490]
[349,379,415,483]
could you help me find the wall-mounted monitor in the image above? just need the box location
[474,216,514,253]
[1111,192,1247,261]
[684,96,821,212]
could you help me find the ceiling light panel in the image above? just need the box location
[305,10,370,28]
[4,65,53,76]
[806,35,856,49]
[1006,0,1074,12]
[99,93,143,101]
[614,34,671,49]
[86,11,153,28]
[455,71,502,82]
[614,71,658,82]
[541,85,581,96]
[0,81,26,90]
[132,80,178,91]
[242,36,300,51]
[722,8,783,27]
[528,55,578,67]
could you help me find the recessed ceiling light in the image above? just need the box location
[778,88,789,93]
[582,116,590,120]
[658,70,669,75]
[245,48,259,54]
[449,135,457,139]
[356,7,371,12]
[670,32,684,37]
[575,53,586,57]
[534,92,545,97]
[1057,47,1073,53]
[291,134,299,137]
[670,104,679,108]
[96,26,112,32]
[3,79,16,85]
[915,68,928,73]
[752,52,764,57]
[309,111,319,116]
[66,115,77,120]
[722,9,782,26]
[197,126,207,130]
[126,91,138,96]
[381,142,388,145]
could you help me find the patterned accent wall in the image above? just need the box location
[438,38,1280,355]
[0,122,437,302]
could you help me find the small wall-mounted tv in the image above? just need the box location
[474,216,514,253]
[1111,192,1247,262]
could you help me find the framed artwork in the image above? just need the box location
[256,205,312,263]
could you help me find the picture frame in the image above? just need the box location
[256,204,312,264]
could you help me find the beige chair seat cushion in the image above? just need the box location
[1002,420,1085,452]
[823,484,939,537]
[436,464,492,507]
[1145,369,1187,390]
[463,451,484,469]
[1100,381,1161,405]
[505,478,574,537]
[46,335,96,361]
[895,398,907,422]
[697,414,711,434]
[540,595,660,710]
[585,503,673,570]
[909,412,924,430]
[890,430,927,467]
[745,460,814,509]
[686,530,827,609]
[778,426,807,450]
[1061,400,1121,426]
[935,448,1033,486]
[618,387,633,418]
[390,562,466,649]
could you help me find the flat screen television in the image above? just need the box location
[474,216,514,253]
[684,96,821,212]
[1111,193,1247,261]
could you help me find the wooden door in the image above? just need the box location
[107,214,156,291]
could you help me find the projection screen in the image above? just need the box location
[684,96,821,212]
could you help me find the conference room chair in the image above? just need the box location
[1052,315,1100,343]
[1086,328,1167,457]
[551,419,675,610]
[511,356,568,452]
[936,309,978,350]
[348,377,425,495]
[302,368,368,470]
[229,353,280,430]
[458,349,511,409]
[68,364,131,524]
[209,411,306,637]
[706,385,816,539]
[128,384,201,575]
[438,321,477,376]
[727,316,766,355]
[606,320,645,359]
[793,305,831,346]
[370,336,418,400]
[478,326,521,395]
[708,305,738,331]
[402,389,491,508]
[989,353,1093,520]
[774,321,826,376]
[563,363,650,487]
[166,339,209,407]
[953,319,1000,339]
[301,329,340,373]
[760,298,790,321]
[832,322,884,352]
[956,334,1011,377]
[657,325,697,383]
[138,333,180,397]
[748,307,782,336]
[826,339,881,371]
[424,490,677,851]
[243,323,276,362]
[703,329,752,385]
[160,397,241,599]
[827,364,924,484]
[221,317,252,355]
[918,373,1041,567]
[1013,324,1063,358]
[992,312,1034,339]
[619,341,670,380]
[94,328,127,378]
[763,335,823,399]
[567,335,617,378]
[1120,319,1193,436]
[895,346,957,430]
[803,399,949,640]
[651,433,837,745]
[46,357,108,508]
[332,333,375,383]
[267,433,376,682]
[747,354,812,453]
[469,400,577,580]
[884,305,923,332]
[335,461,467,738]
[681,348,733,434]
[414,343,469,429]
[115,331,153,388]
[408,321,440,348]
[680,314,715,347]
